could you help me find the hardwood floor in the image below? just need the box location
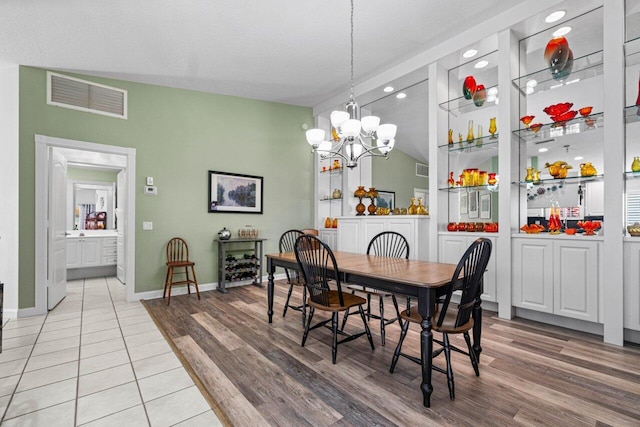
[142,281,640,426]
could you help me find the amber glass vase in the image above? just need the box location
[354,185,367,215]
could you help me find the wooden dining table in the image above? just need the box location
[265,250,484,408]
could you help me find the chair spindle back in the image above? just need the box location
[279,229,304,282]
[166,237,190,263]
[437,238,492,329]
[294,235,344,307]
[367,231,410,259]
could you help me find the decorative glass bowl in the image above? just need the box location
[578,106,593,117]
[577,221,601,236]
[543,102,573,117]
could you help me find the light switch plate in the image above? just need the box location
[142,221,153,230]
[144,186,158,195]
[146,176,154,185]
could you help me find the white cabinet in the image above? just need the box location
[318,229,337,249]
[438,234,497,303]
[512,237,601,323]
[337,216,430,260]
[66,236,117,269]
[624,241,640,332]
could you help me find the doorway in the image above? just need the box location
[35,134,136,315]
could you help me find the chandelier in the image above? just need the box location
[305,0,397,169]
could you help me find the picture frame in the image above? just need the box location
[208,171,263,214]
[479,192,491,219]
[376,190,395,210]
[468,191,479,219]
[460,192,468,214]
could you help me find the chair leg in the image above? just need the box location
[163,267,170,299]
[185,266,191,294]
[464,332,480,376]
[191,265,200,300]
[167,267,174,305]
[283,284,294,317]
[391,295,403,329]
[301,307,315,347]
[358,305,374,350]
[331,312,339,364]
[366,294,371,321]
[340,307,351,331]
[390,317,410,373]
[443,333,455,400]
[379,295,386,346]
[301,287,307,328]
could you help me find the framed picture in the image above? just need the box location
[468,191,479,219]
[460,192,468,214]
[480,192,491,219]
[376,190,395,210]
[208,171,263,214]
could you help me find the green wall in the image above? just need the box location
[67,167,118,183]
[372,149,429,210]
[19,66,314,308]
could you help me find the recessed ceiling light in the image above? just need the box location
[383,86,394,93]
[545,10,566,23]
[396,92,407,99]
[526,79,538,88]
[463,49,478,58]
[539,148,549,153]
[553,26,572,37]
[474,60,489,69]
[525,87,535,95]
[488,87,498,96]
[574,156,584,160]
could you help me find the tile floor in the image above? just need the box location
[0,277,222,426]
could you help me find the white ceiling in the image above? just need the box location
[0,0,526,108]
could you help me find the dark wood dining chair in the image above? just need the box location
[163,237,200,305]
[279,229,307,326]
[294,234,374,364]
[389,237,492,400]
[341,231,408,345]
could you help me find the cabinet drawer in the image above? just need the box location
[102,246,117,256]
[102,237,117,248]
[103,255,117,265]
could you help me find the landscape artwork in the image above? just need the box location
[208,171,263,214]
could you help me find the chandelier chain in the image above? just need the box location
[350,0,354,102]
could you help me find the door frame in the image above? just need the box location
[35,134,136,314]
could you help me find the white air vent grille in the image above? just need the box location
[416,163,429,178]
[47,71,127,119]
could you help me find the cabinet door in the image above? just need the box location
[480,237,497,303]
[553,241,599,322]
[82,239,102,267]
[337,219,361,253]
[318,230,337,250]
[66,239,81,269]
[362,220,386,252]
[584,181,604,217]
[388,219,415,259]
[438,235,468,264]
[512,239,553,313]
[624,242,640,331]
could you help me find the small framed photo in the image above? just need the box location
[460,192,468,214]
[479,192,491,219]
[468,191,479,219]
[376,190,395,210]
[208,171,263,214]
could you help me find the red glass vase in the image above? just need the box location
[473,84,486,107]
[462,76,477,100]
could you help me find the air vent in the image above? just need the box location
[47,71,127,119]
[416,163,429,178]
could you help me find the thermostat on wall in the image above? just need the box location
[144,186,158,195]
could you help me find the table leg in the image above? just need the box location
[472,294,482,362]
[418,288,434,408]
[267,257,275,323]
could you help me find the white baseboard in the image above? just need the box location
[3,308,18,320]
[133,273,286,301]
[17,306,43,318]
[514,307,604,336]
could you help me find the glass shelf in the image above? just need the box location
[625,171,640,178]
[319,197,343,202]
[625,105,640,124]
[438,135,499,152]
[512,50,603,95]
[438,184,499,192]
[319,167,343,175]
[438,85,499,116]
[512,174,604,186]
[512,113,604,143]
